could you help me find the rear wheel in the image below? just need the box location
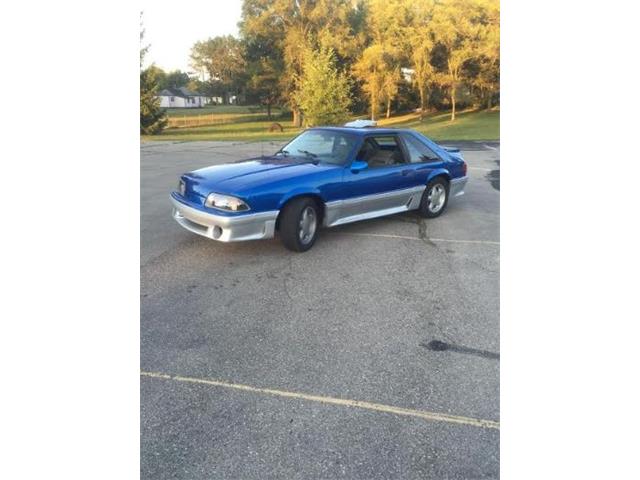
[279,197,320,252]
[419,177,450,218]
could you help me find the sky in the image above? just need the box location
[141,0,243,73]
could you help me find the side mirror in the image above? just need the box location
[351,160,368,173]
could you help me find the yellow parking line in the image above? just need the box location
[141,371,500,430]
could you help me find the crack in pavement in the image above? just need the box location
[417,217,438,247]
[416,217,487,342]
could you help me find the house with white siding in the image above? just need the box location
[158,87,210,108]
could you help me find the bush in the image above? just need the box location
[294,47,352,127]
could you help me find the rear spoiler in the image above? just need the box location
[441,145,463,161]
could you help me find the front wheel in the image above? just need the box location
[418,177,450,218]
[279,197,320,252]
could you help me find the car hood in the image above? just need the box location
[182,156,339,200]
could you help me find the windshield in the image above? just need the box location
[276,130,358,165]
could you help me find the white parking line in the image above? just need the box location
[141,371,500,430]
[431,237,500,246]
[468,167,493,172]
[483,144,499,151]
[336,232,500,245]
[337,232,421,241]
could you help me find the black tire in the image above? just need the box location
[279,197,320,252]
[418,177,450,218]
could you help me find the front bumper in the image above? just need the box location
[170,195,278,242]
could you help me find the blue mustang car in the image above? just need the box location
[171,126,467,252]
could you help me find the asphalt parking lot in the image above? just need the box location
[140,139,500,479]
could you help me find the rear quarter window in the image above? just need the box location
[401,134,441,163]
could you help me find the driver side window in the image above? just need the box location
[357,135,406,168]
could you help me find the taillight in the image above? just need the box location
[462,162,467,176]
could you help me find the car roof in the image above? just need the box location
[308,126,414,137]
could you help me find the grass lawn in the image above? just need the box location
[145,119,300,143]
[377,109,500,141]
[142,108,499,143]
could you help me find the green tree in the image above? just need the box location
[186,78,210,97]
[247,57,282,118]
[431,0,486,121]
[140,14,166,135]
[243,33,284,118]
[139,12,148,68]
[146,65,167,89]
[407,0,437,119]
[473,0,500,109]
[240,0,359,126]
[381,69,400,118]
[162,70,191,90]
[353,0,408,120]
[294,47,352,126]
[353,44,395,121]
[190,35,246,103]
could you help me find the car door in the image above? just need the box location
[334,134,418,223]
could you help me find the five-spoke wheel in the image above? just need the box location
[298,206,317,246]
[419,177,450,218]
[279,197,320,252]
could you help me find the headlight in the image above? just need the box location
[178,179,186,196]
[205,193,250,212]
